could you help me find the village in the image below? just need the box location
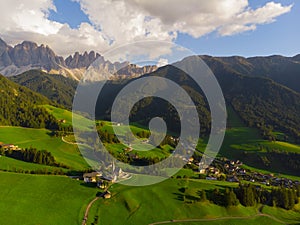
[195,157,299,189]
[1,139,298,192]
[82,154,300,197]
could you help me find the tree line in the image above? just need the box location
[194,183,300,210]
[1,147,69,168]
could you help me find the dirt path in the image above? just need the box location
[82,197,99,225]
[148,213,287,225]
[61,136,89,147]
[61,136,77,145]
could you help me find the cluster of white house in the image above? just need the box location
[83,164,131,187]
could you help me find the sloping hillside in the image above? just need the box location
[9,70,78,109]
[93,58,300,142]
[201,55,300,93]
[0,74,59,129]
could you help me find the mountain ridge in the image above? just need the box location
[200,54,300,93]
[0,38,158,80]
[1,38,299,91]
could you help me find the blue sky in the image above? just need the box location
[46,0,299,57]
[176,0,299,57]
[0,0,297,58]
[48,0,91,29]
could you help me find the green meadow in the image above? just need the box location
[43,104,94,131]
[0,172,97,225]
[223,106,300,154]
[0,105,299,225]
[0,155,68,173]
[97,120,147,135]
[0,170,298,225]
[86,178,300,225]
[164,217,285,225]
[0,126,90,170]
[216,106,300,176]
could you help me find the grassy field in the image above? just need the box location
[105,143,172,160]
[96,121,173,159]
[42,105,173,160]
[81,106,300,224]
[164,217,286,225]
[0,126,90,170]
[97,121,148,136]
[262,141,300,153]
[262,205,300,224]
[1,104,299,225]
[86,178,300,225]
[0,155,68,173]
[0,171,97,225]
[217,106,300,176]
[43,104,94,131]
[222,106,300,154]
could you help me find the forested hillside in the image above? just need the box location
[93,61,300,142]
[201,55,300,93]
[7,56,300,143]
[197,55,300,143]
[0,74,59,129]
[9,70,78,109]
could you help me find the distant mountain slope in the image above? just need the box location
[89,57,299,143]
[8,54,299,142]
[223,73,300,142]
[2,38,299,89]
[0,38,157,80]
[0,39,67,76]
[201,55,300,93]
[9,70,78,109]
[0,74,59,129]
[181,56,300,142]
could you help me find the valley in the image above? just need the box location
[1,1,299,225]
[0,102,300,225]
[0,40,300,225]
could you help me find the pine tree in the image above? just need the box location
[225,188,239,206]
[199,190,207,202]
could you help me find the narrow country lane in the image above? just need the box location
[82,197,99,225]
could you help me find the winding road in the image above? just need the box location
[82,197,99,225]
[148,213,287,225]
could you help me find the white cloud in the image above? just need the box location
[218,2,293,36]
[0,0,110,56]
[157,58,169,67]
[0,0,293,58]
[0,0,61,36]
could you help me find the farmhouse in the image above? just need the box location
[123,146,133,152]
[83,172,102,183]
[187,157,194,165]
[103,190,111,199]
[1,143,19,151]
[199,169,206,174]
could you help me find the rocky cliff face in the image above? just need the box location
[65,51,103,69]
[0,39,13,68]
[0,40,66,75]
[0,38,158,80]
[116,64,158,77]
[83,60,158,81]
